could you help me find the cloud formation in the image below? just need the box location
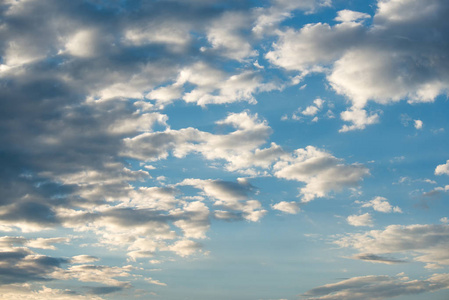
[267,0,449,130]
[274,146,369,202]
[336,224,449,268]
[302,273,449,300]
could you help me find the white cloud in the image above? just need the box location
[435,160,449,175]
[267,0,449,130]
[205,11,256,60]
[335,9,371,23]
[302,105,319,116]
[167,239,202,257]
[266,22,364,72]
[361,196,402,213]
[272,201,301,214]
[124,21,191,49]
[178,178,267,222]
[414,119,423,129]
[172,201,210,239]
[71,255,100,264]
[252,0,332,36]
[347,213,373,227]
[0,285,105,300]
[274,146,369,202]
[339,108,379,132]
[64,29,100,58]
[148,63,277,106]
[146,277,167,286]
[336,223,449,268]
[123,111,281,174]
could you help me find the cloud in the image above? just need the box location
[146,277,167,286]
[178,178,267,222]
[350,253,407,264]
[166,239,202,257]
[0,246,69,285]
[71,255,100,264]
[252,0,332,36]
[336,223,449,268]
[302,273,449,300]
[274,146,369,202]
[414,119,423,130]
[148,63,278,107]
[266,22,365,72]
[0,285,105,300]
[205,11,256,60]
[272,201,301,214]
[347,213,373,227]
[334,9,371,23]
[339,108,379,132]
[267,0,449,130]
[361,196,402,213]
[123,111,282,174]
[435,160,449,175]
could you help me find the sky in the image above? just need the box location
[0,0,449,299]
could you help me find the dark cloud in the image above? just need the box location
[0,248,68,285]
[351,253,407,264]
[302,273,449,300]
[87,286,124,295]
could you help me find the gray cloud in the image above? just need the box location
[302,273,449,300]
[351,253,407,264]
[336,223,449,268]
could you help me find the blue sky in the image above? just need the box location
[1,0,449,299]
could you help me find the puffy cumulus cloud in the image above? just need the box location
[339,108,379,132]
[267,0,449,131]
[360,196,402,213]
[347,213,373,227]
[435,160,449,175]
[205,11,256,61]
[166,239,202,257]
[334,9,371,23]
[148,63,278,106]
[172,201,210,239]
[252,0,332,36]
[178,178,267,222]
[273,146,369,202]
[414,119,423,130]
[336,224,449,268]
[271,201,301,214]
[302,273,449,300]
[123,111,283,174]
[128,186,180,211]
[266,22,365,72]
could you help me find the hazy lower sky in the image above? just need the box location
[1,0,449,299]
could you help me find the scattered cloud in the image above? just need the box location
[361,196,402,213]
[347,213,373,227]
[274,146,369,202]
[336,223,449,268]
[272,201,301,214]
[267,0,449,131]
[414,119,423,130]
[302,273,449,300]
[435,160,449,175]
